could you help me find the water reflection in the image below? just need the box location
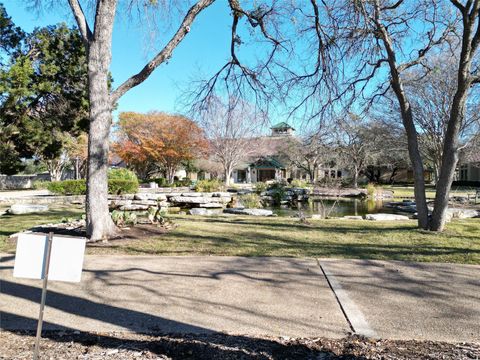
[270,198,393,218]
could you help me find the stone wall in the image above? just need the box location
[0,173,51,190]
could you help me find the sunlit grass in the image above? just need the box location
[92,214,480,264]
[1,208,479,264]
[381,185,477,199]
[0,204,84,252]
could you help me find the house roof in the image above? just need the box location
[270,122,295,130]
[250,156,286,169]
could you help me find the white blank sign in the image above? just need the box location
[13,233,86,283]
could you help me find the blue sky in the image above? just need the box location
[4,0,239,121]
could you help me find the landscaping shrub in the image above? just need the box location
[150,177,169,187]
[150,177,192,188]
[174,178,193,187]
[47,170,139,195]
[290,179,309,189]
[107,168,139,194]
[32,180,49,190]
[240,193,262,208]
[366,183,376,197]
[111,210,137,226]
[108,168,138,182]
[268,181,287,205]
[194,179,223,192]
[452,180,480,187]
[254,182,268,193]
[47,179,86,195]
[108,179,139,194]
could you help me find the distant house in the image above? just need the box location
[458,163,480,182]
[270,122,295,137]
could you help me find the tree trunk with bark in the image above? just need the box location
[430,84,470,231]
[372,1,430,229]
[224,165,233,186]
[65,0,215,240]
[85,0,118,241]
[46,159,63,181]
[352,165,359,188]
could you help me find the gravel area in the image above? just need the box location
[1,331,479,359]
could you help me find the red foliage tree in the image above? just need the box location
[113,112,209,182]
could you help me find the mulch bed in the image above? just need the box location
[17,223,169,244]
[1,331,479,359]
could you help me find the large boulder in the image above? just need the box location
[199,203,224,208]
[447,208,479,219]
[181,192,206,197]
[223,208,274,216]
[131,200,158,206]
[189,208,217,216]
[212,192,233,197]
[365,213,410,221]
[169,196,211,204]
[9,204,49,215]
[119,204,150,211]
[134,193,167,201]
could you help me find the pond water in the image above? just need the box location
[268,199,400,218]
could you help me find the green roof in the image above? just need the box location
[271,122,294,130]
[250,157,286,169]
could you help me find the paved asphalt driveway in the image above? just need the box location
[1,254,479,343]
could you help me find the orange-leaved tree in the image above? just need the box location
[113,112,209,182]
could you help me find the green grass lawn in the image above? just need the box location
[1,207,479,264]
[0,204,84,249]
[380,185,478,199]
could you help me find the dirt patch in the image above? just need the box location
[1,331,478,360]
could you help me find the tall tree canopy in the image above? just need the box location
[0,12,89,176]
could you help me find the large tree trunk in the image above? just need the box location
[398,104,430,229]
[429,88,469,231]
[373,1,430,229]
[85,0,118,241]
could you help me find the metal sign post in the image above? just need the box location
[33,232,53,360]
[13,232,86,360]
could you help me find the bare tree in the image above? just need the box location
[31,0,283,240]
[406,57,480,183]
[334,113,376,188]
[334,0,480,231]
[282,125,332,183]
[199,98,264,186]
[304,0,480,230]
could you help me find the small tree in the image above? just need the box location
[113,112,209,183]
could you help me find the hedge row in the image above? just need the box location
[47,179,139,195]
[452,180,480,188]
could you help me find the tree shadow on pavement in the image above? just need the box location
[1,313,366,360]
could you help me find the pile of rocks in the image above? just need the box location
[259,187,310,205]
[108,192,233,214]
[311,187,367,198]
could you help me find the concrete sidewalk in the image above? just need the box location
[0,255,350,338]
[319,259,480,343]
[1,255,479,343]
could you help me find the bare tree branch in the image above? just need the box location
[110,0,215,104]
[67,0,93,45]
